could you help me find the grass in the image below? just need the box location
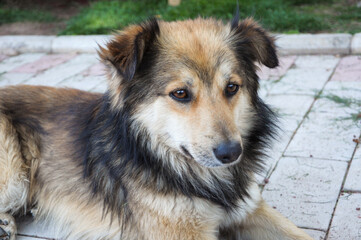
[1,0,360,35]
[60,0,332,35]
[0,7,56,24]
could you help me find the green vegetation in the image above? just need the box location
[1,0,360,35]
[60,0,328,35]
[0,7,56,24]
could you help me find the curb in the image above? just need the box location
[0,33,360,55]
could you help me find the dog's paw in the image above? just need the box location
[0,214,16,240]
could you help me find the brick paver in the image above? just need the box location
[0,52,359,239]
[344,145,361,192]
[258,55,296,80]
[24,54,98,86]
[0,53,44,74]
[10,53,76,74]
[331,55,361,82]
[262,157,347,230]
[0,54,8,62]
[303,229,326,240]
[327,193,361,240]
[285,81,361,161]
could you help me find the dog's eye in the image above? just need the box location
[170,89,191,102]
[225,83,239,97]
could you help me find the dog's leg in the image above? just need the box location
[237,200,313,240]
[0,114,29,239]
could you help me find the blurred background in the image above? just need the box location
[0,0,360,35]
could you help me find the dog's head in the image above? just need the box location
[99,17,278,168]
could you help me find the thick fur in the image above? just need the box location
[0,17,312,240]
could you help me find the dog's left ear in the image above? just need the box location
[98,18,160,82]
[231,17,278,68]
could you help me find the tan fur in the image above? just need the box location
[0,18,312,240]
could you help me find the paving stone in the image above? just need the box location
[17,215,56,239]
[57,74,105,92]
[90,82,107,93]
[327,193,361,240]
[330,55,361,82]
[82,63,106,76]
[285,81,361,161]
[17,235,48,240]
[0,54,8,62]
[266,56,339,96]
[0,36,54,55]
[302,229,325,240]
[52,35,109,53]
[293,55,340,70]
[10,53,76,74]
[262,157,347,230]
[351,33,361,54]
[0,73,35,87]
[257,131,294,184]
[276,34,352,55]
[0,53,45,74]
[258,55,297,80]
[344,145,361,192]
[24,54,98,86]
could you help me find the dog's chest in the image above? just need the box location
[135,182,261,230]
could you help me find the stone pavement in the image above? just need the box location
[0,52,360,240]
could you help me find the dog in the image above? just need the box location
[0,15,313,240]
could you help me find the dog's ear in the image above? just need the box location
[231,17,278,68]
[99,18,160,82]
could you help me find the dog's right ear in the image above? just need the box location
[98,18,160,83]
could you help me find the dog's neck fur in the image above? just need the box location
[78,92,276,217]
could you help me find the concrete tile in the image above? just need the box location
[0,54,8,62]
[351,33,361,54]
[322,81,361,101]
[285,82,360,161]
[0,53,45,74]
[293,55,340,70]
[17,235,50,240]
[302,229,325,240]
[52,35,109,53]
[90,82,107,93]
[331,55,361,82]
[17,215,56,239]
[258,55,297,80]
[267,68,334,96]
[276,34,351,55]
[57,74,105,92]
[328,193,361,240]
[24,54,98,86]
[344,145,361,192]
[0,36,54,55]
[257,130,294,183]
[11,54,76,74]
[262,157,347,230]
[82,63,106,77]
[0,73,35,87]
[266,94,314,116]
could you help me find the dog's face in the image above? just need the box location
[99,17,278,168]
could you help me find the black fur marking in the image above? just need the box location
[74,91,277,216]
[231,20,279,69]
[73,18,278,221]
[231,3,240,30]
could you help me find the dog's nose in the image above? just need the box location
[213,141,242,164]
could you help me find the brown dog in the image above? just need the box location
[0,16,312,240]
